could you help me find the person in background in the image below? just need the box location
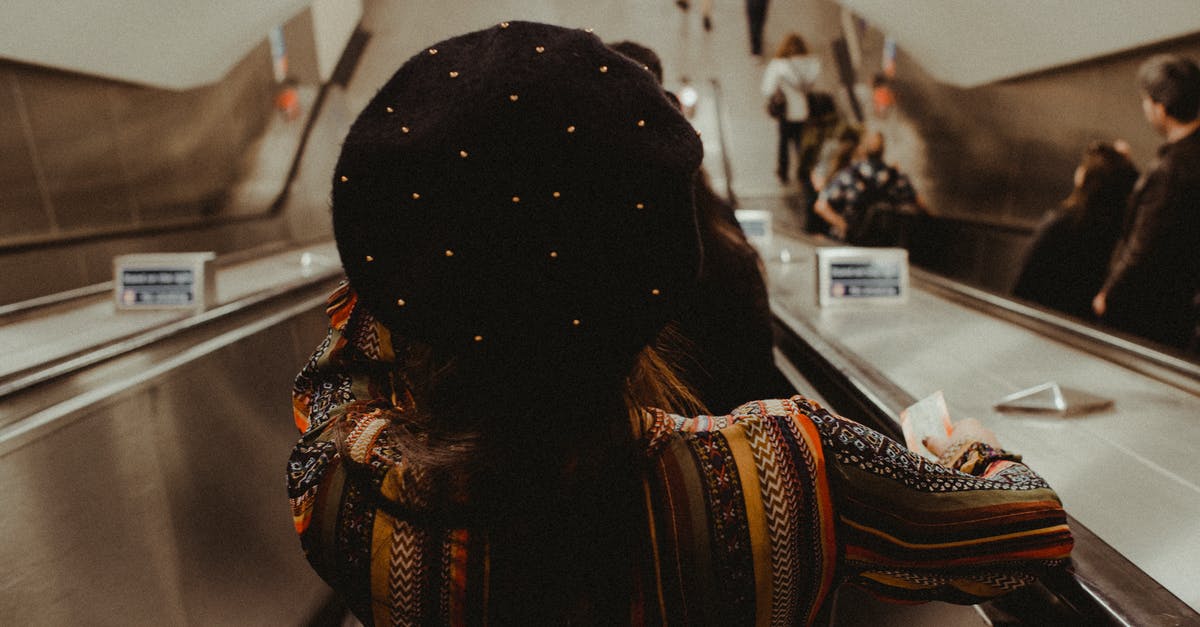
[609,40,663,83]
[746,0,770,56]
[1013,142,1138,320]
[813,129,924,245]
[287,22,1072,625]
[762,33,821,185]
[810,124,861,193]
[1093,54,1200,353]
[674,0,714,31]
[807,124,861,232]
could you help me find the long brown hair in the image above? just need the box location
[1062,142,1137,233]
[376,326,703,623]
[626,324,709,432]
[384,326,704,469]
[775,32,809,58]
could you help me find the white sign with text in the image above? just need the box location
[816,247,908,306]
[113,252,216,311]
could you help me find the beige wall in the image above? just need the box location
[0,0,311,89]
[0,45,276,249]
[890,33,1200,226]
[311,0,364,82]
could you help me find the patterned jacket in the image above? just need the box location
[287,286,1073,626]
[818,157,918,245]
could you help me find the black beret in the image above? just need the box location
[332,21,704,379]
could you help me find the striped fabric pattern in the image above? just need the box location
[287,287,1073,625]
[796,396,1073,603]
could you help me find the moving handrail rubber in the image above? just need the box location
[771,293,1199,627]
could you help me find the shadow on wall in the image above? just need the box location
[889,32,1200,228]
[0,44,277,245]
[0,42,335,306]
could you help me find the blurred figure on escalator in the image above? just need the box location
[813,129,925,246]
[746,0,770,56]
[807,124,861,232]
[1093,54,1200,354]
[1013,142,1138,320]
[609,40,663,84]
[810,124,861,194]
[762,33,822,188]
[674,0,714,32]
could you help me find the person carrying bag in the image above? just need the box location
[761,33,821,184]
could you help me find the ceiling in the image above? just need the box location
[3,1,1198,90]
[0,0,310,89]
[837,0,1200,87]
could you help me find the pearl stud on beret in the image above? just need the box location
[332,21,703,377]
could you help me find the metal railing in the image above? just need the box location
[770,290,1199,627]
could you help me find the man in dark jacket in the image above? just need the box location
[1094,55,1200,353]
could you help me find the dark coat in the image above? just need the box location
[1101,127,1200,350]
[1013,208,1121,320]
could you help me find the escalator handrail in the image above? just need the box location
[770,300,1199,626]
[0,254,343,400]
[911,266,1200,397]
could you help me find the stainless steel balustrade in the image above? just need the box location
[0,244,344,625]
[766,232,1200,626]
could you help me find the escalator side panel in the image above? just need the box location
[0,309,330,624]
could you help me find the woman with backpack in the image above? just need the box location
[761,33,822,186]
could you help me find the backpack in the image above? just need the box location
[767,87,786,119]
[806,91,836,119]
[844,164,905,247]
[846,202,902,247]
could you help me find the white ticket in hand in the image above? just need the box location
[901,391,953,462]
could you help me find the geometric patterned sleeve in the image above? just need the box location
[642,395,1072,625]
[793,396,1074,605]
[286,284,410,626]
[642,399,841,626]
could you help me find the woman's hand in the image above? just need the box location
[923,418,1001,462]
